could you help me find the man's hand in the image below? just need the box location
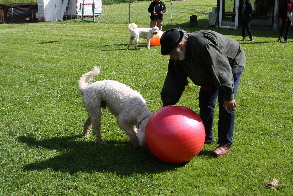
[224,100,237,110]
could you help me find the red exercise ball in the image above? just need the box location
[150,31,162,46]
[145,105,205,164]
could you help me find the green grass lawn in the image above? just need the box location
[0,0,292,195]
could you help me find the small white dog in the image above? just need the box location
[78,67,150,148]
[127,23,160,49]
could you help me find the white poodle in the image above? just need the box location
[78,67,150,147]
[127,23,160,50]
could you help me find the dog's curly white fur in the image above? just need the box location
[127,23,160,49]
[78,67,150,147]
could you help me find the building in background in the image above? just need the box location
[38,0,102,22]
[214,0,280,31]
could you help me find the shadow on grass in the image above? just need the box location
[102,43,151,51]
[18,135,191,175]
[38,41,59,44]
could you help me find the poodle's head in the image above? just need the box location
[151,26,160,35]
[128,23,137,30]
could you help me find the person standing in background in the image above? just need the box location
[239,0,254,41]
[148,0,166,30]
[278,0,293,42]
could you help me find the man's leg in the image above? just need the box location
[150,20,156,28]
[199,87,218,144]
[217,67,244,147]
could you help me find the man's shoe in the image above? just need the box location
[212,146,231,157]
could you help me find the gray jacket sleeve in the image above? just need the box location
[161,59,187,106]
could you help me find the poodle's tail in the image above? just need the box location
[128,23,137,31]
[78,67,100,93]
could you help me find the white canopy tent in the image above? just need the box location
[38,0,102,22]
